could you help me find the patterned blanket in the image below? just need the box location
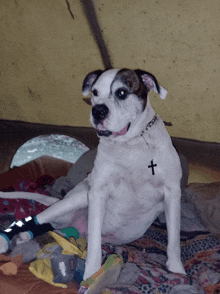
[1,179,220,293]
[101,221,220,294]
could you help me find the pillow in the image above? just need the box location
[0,155,73,191]
[48,148,97,198]
[188,162,220,184]
[185,182,220,235]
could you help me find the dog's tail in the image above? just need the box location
[0,191,59,206]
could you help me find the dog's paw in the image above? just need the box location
[83,262,101,281]
[83,269,97,281]
[0,235,9,254]
[166,259,186,275]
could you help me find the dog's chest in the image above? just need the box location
[95,138,165,204]
[99,146,165,244]
[99,137,162,177]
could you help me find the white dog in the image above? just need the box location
[0,68,186,280]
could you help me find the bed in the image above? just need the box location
[0,120,220,294]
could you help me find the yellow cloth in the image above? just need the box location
[29,231,87,288]
[29,257,67,288]
[49,231,87,258]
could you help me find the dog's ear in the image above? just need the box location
[82,70,104,96]
[134,69,167,100]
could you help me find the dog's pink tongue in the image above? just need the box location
[112,124,129,138]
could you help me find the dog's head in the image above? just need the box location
[82,68,167,140]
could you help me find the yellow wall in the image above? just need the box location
[1,0,220,143]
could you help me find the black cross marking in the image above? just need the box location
[148,160,157,175]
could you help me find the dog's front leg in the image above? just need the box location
[83,188,106,280]
[164,185,186,275]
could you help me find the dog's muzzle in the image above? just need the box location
[92,104,111,137]
[92,104,130,138]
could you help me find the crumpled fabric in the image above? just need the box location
[29,232,87,288]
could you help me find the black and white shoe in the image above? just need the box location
[0,215,53,253]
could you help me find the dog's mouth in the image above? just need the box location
[96,122,131,138]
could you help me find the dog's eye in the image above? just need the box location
[115,88,128,100]
[92,89,98,96]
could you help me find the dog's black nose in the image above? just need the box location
[92,104,109,123]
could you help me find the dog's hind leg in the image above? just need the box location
[0,180,89,253]
[36,179,89,225]
[0,191,59,253]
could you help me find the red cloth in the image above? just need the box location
[0,178,51,219]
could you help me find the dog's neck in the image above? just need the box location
[125,98,156,139]
[140,114,158,136]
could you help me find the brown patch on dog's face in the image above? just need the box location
[113,69,148,109]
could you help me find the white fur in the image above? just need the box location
[0,69,186,280]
